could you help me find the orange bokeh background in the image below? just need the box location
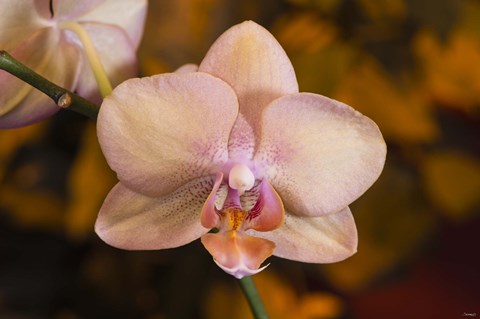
[1,1,479,318]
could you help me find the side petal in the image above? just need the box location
[69,22,138,103]
[201,231,275,279]
[97,72,239,196]
[95,177,215,250]
[199,21,298,137]
[254,93,386,216]
[247,207,358,263]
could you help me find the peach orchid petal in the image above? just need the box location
[199,21,298,139]
[248,207,357,263]
[95,178,214,250]
[97,72,239,197]
[255,93,387,217]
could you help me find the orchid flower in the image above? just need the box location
[95,21,386,279]
[0,0,147,128]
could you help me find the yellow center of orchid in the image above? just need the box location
[223,207,247,231]
[199,170,285,278]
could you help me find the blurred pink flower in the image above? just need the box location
[0,0,147,128]
[95,21,386,278]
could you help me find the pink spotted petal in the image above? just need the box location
[95,177,215,250]
[200,173,223,229]
[255,93,386,216]
[244,179,284,232]
[201,231,275,279]
[97,72,238,197]
[199,21,298,138]
[247,207,358,263]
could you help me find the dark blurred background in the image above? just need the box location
[1,0,479,318]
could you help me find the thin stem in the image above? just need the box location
[59,21,112,97]
[0,50,99,119]
[239,276,269,319]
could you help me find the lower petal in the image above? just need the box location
[201,231,275,279]
[247,207,358,263]
[95,177,215,250]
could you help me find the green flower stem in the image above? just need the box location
[0,50,99,120]
[239,276,269,319]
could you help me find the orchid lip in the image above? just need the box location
[213,259,270,279]
[200,167,285,278]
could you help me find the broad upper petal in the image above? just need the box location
[198,21,298,138]
[97,72,239,196]
[65,22,137,103]
[247,207,358,263]
[254,93,386,216]
[95,178,214,250]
